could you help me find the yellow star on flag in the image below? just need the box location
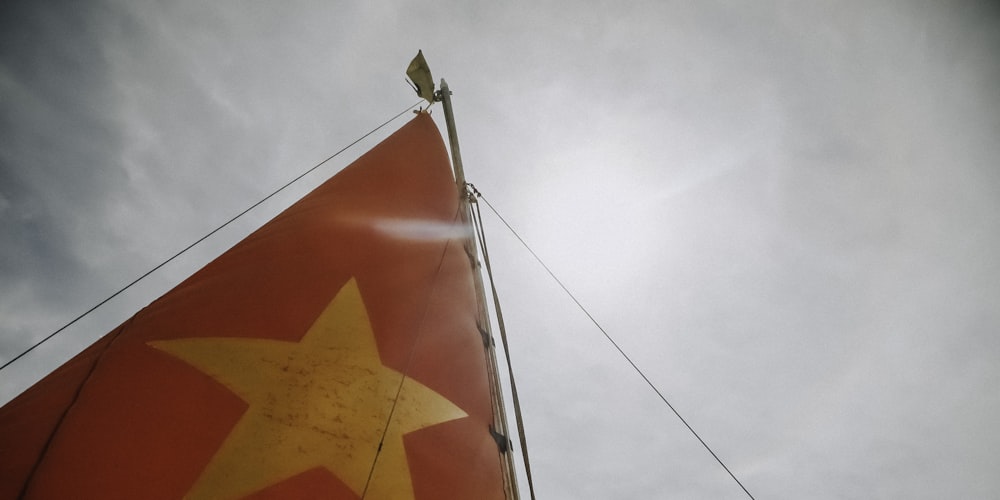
[148,278,466,499]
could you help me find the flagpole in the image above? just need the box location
[438,79,467,189]
[437,79,522,500]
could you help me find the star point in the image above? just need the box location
[149,279,465,499]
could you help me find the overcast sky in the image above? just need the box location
[2,1,999,498]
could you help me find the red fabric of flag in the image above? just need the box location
[0,113,505,500]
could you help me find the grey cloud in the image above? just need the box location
[0,0,132,347]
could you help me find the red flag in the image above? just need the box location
[0,113,506,499]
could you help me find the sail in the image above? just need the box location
[0,113,507,499]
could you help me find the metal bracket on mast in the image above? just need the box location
[464,240,480,270]
[489,425,512,454]
[477,322,494,347]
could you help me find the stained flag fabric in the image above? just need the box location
[0,113,506,500]
[406,50,435,104]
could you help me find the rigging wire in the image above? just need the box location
[468,185,537,500]
[360,208,459,499]
[0,100,424,374]
[476,193,757,500]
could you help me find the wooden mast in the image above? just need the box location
[437,78,522,500]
